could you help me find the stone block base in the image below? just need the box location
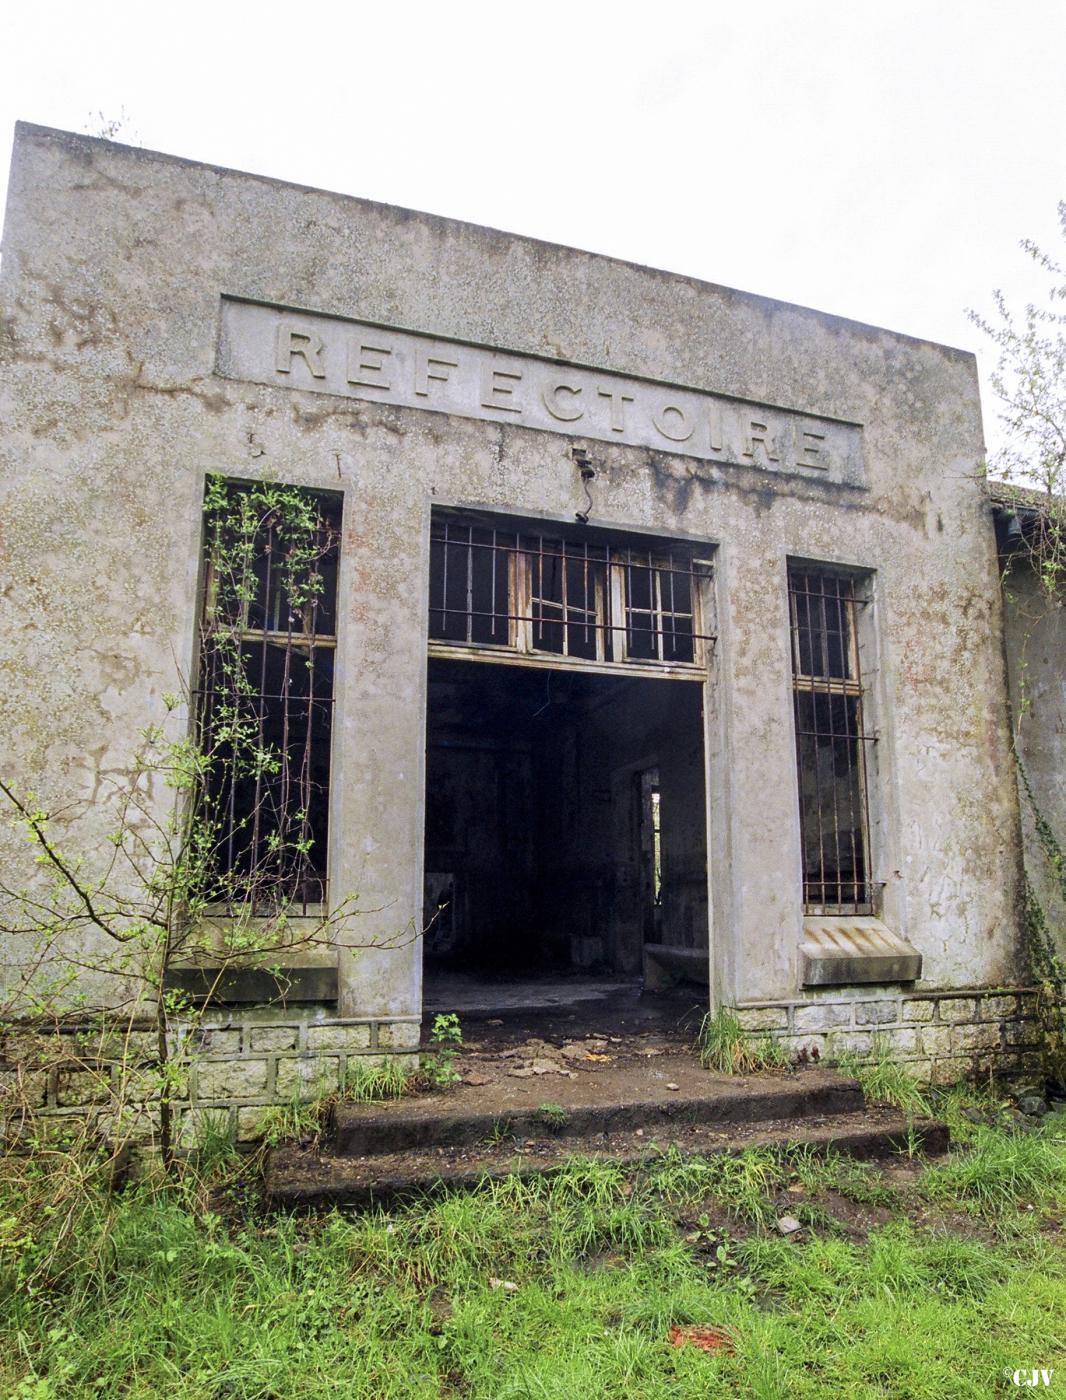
[1,1010,423,1146]
[736,986,1043,1082]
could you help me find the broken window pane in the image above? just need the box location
[526,535,606,660]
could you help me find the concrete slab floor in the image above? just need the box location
[421,976,706,1048]
[422,972,643,1015]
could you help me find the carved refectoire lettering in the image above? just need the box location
[797,426,827,469]
[275,324,326,378]
[708,406,725,455]
[542,380,584,421]
[347,340,392,391]
[219,298,865,487]
[415,348,459,398]
[480,363,523,413]
[652,402,695,443]
[597,387,634,434]
[743,419,779,464]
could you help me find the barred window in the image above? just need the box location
[788,567,875,914]
[428,513,713,671]
[195,479,341,911]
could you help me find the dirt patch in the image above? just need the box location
[394,1024,837,1122]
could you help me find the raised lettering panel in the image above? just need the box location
[218,297,865,486]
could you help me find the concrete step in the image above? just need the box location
[330,1067,866,1157]
[265,1107,950,1211]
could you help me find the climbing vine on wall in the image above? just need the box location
[197,474,341,912]
[1018,762,1066,1092]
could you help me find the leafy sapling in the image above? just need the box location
[426,1012,463,1087]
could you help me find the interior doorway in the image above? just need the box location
[421,655,707,1011]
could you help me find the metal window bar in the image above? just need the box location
[527,534,606,660]
[788,569,875,914]
[196,488,341,914]
[428,520,713,666]
[615,546,697,662]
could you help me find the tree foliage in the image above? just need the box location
[970,200,1066,498]
[969,202,1066,606]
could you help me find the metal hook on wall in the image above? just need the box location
[573,446,596,523]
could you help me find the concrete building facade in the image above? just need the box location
[0,125,1043,1137]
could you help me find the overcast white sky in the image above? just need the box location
[4,0,1066,460]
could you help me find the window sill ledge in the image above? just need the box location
[800,917,921,987]
[163,965,339,1006]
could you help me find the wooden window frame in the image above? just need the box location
[428,512,714,680]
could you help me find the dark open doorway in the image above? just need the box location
[422,655,707,1013]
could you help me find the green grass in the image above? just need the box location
[921,1119,1066,1215]
[253,1059,414,1148]
[536,1103,569,1133]
[482,1117,516,1147]
[646,1145,785,1224]
[836,1041,932,1116]
[344,1057,413,1103]
[783,1141,899,1207]
[3,1115,1066,1398]
[698,1007,788,1074]
[256,1095,328,1148]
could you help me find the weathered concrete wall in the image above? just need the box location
[0,122,1023,1040]
[1001,553,1066,948]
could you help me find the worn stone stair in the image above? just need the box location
[330,1066,865,1156]
[265,1066,949,1210]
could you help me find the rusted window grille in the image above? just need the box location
[195,482,341,911]
[788,567,875,914]
[428,515,713,668]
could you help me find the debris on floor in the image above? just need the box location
[436,1009,722,1097]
